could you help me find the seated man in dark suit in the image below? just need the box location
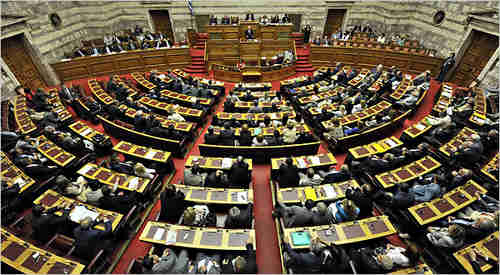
[225,204,253,229]
[204,126,219,145]
[245,26,255,40]
[73,216,113,260]
[229,156,250,188]
[451,134,483,168]
[319,164,351,183]
[32,202,72,244]
[221,235,257,273]
[134,110,149,132]
[278,158,300,188]
[282,235,323,273]
[159,184,186,223]
[219,122,235,146]
[32,88,51,112]
[99,185,138,214]
[204,170,229,188]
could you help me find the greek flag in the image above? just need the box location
[187,0,194,16]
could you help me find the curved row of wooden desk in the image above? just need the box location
[310,45,443,77]
[212,64,296,83]
[51,47,191,82]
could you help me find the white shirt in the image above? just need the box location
[386,247,410,267]
[168,112,185,122]
[377,36,386,44]
[351,103,363,114]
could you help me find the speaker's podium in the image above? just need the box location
[242,67,262,82]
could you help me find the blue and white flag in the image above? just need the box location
[187,0,194,16]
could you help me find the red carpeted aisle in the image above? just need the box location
[64,66,441,273]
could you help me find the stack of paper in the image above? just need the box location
[322,185,337,199]
[146,150,157,159]
[236,191,248,202]
[79,164,94,175]
[70,205,99,223]
[222,158,233,169]
[153,228,165,241]
[128,177,139,189]
[80,128,93,137]
[310,156,321,165]
[415,123,426,131]
[385,139,398,147]
[297,158,307,168]
[166,230,177,245]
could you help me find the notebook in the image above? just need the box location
[291,231,311,246]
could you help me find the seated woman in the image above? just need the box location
[134,162,156,179]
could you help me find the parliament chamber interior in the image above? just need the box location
[1,0,499,274]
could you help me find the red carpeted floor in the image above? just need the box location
[61,67,441,273]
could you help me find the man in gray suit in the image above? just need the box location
[273,200,314,228]
[151,248,190,273]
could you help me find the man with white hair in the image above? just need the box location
[451,133,483,168]
[225,204,253,228]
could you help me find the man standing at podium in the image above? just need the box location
[245,26,255,40]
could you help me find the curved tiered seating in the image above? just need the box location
[12,95,37,135]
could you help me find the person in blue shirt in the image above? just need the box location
[334,199,360,222]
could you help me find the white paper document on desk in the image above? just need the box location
[70,205,99,223]
[166,230,177,245]
[222,158,233,169]
[153,228,165,241]
[322,185,337,199]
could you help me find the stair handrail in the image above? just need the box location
[204,40,208,62]
[293,40,297,60]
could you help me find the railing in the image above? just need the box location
[293,40,297,59]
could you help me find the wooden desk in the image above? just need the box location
[158,90,213,107]
[12,95,37,135]
[481,153,499,183]
[88,79,113,106]
[212,64,296,82]
[46,88,73,122]
[439,127,477,157]
[198,142,321,163]
[234,100,286,109]
[51,47,191,82]
[172,69,225,88]
[34,190,123,231]
[310,45,443,77]
[185,156,252,170]
[112,75,139,97]
[322,100,392,128]
[175,184,253,205]
[138,97,204,122]
[408,180,487,225]
[0,152,36,193]
[130,72,156,91]
[375,156,441,189]
[453,232,498,274]
[299,86,344,105]
[232,90,277,98]
[119,104,195,132]
[389,76,413,101]
[98,115,184,155]
[293,81,331,95]
[68,121,111,145]
[1,228,85,274]
[389,263,433,274]
[348,68,370,87]
[432,83,454,115]
[216,111,295,122]
[36,135,76,167]
[469,88,488,126]
[271,153,336,170]
[367,71,388,94]
[283,215,396,248]
[401,115,434,140]
[211,123,311,137]
[348,136,403,160]
[113,141,172,164]
[140,222,256,251]
[277,179,360,204]
[77,163,151,193]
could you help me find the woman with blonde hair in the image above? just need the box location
[333,199,360,222]
[134,162,156,179]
